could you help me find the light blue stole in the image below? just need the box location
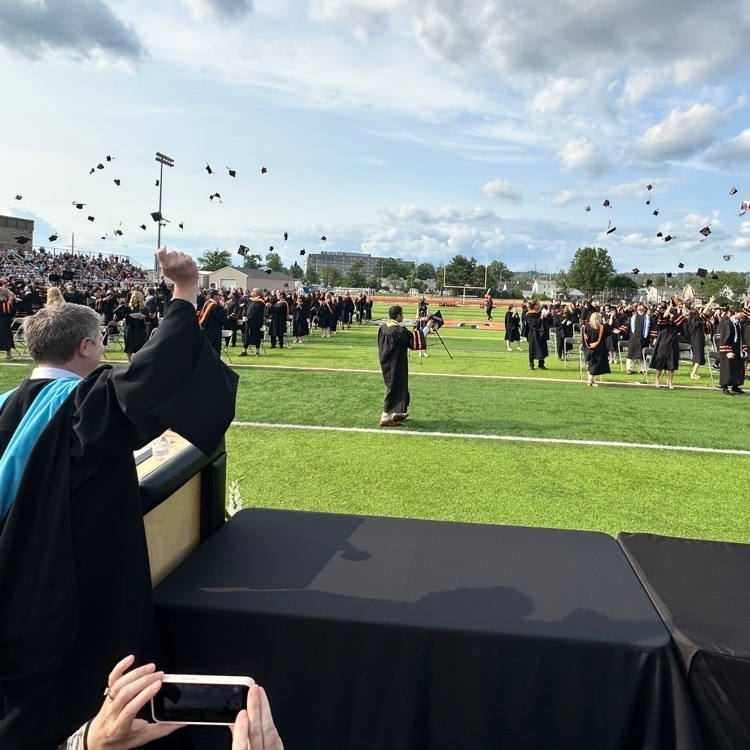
[0,378,80,522]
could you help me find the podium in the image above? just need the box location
[138,431,227,587]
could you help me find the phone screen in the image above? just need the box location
[152,682,250,724]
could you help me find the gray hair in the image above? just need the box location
[25,303,101,365]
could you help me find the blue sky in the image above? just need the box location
[3,0,750,277]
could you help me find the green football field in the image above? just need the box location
[2,299,749,543]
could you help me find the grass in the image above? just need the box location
[2,310,749,543]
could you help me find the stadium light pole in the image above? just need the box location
[154,152,174,273]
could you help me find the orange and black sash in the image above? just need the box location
[0,302,13,316]
[198,299,217,326]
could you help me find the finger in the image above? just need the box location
[155,247,169,267]
[142,719,187,742]
[258,687,278,741]
[231,709,250,750]
[108,654,136,688]
[247,685,264,748]
[112,672,164,726]
[110,663,157,699]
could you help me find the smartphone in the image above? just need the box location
[151,674,255,725]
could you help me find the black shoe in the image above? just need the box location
[538,363,548,370]
[529,365,535,370]
[722,388,734,396]
[237,351,247,357]
[732,387,746,395]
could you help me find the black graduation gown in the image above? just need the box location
[524,311,548,360]
[342,297,355,324]
[378,321,414,413]
[123,305,150,354]
[504,310,520,341]
[199,299,228,354]
[685,315,707,365]
[268,299,289,339]
[0,300,239,749]
[717,317,746,388]
[0,301,14,353]
[292,301,310,336]
[650,312,685,371]
[242,298,266,348]
[583,324,611,375]
[318,302,335,329]
[626,314,654,359]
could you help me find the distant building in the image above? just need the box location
[0,214,34,251]
[207,266,296,291]
[306,251,413,277]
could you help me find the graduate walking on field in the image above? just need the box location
[523,300,549,369]
[717,306,748,396]
[583,311,611,387]
[378,305,419,427]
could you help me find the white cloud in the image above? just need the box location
[633,103,724,162]
[551,190,577,207]
[480,178,522,204]
[706,128,750,167]
[557,139,612,176]
[183,0,253,20]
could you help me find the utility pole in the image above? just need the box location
[154,152,175,274]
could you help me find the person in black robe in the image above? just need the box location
[378,305,416,427]
[268,293,289,349]
[554,304,575,359]
[238,288,266,357]
[198,288,229,354]
[583,312,611,387]
[319,294,335,338]
[292,294,310,343]
[523,300,548,369]
[0,288,16,361]
[625,303,656,374]
[716,306,748,395]
[504,305,521,351]
[484,291,493,321]
[650,301,685,389]
[122,290,151,363]
[0,248,238,749]
[684,298,714,380]
[366,297,373,321]
[342,291,355,328]
[225,291,241,347]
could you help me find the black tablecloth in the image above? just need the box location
[154,510,702,750]
[619,532,750,750]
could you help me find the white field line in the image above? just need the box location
[230,421,750,456]
[227,363,716,391]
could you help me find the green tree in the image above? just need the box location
[697,271,748,300]
[445,255,476,286]
[556,270,571,299]
[379,257,401,277]
[568,247,615,296]
[487,260,512,285]
[288,262,304,279]
[306,268,320,284]
[265,251,285,272]
[319,266,342,286]
[608,274,638,291]
[242,253,263,269]
[435,266,445,295]
[197,249,232,271]
[365,275,379,289]
[413,279,427,294]
[344,260,367,288]
[415,262,436,280]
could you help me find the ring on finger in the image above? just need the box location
[103,687,116,702]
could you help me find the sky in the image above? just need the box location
[2,0,750,277]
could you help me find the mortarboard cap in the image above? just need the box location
[283,232,288,240]
[113,179,121,186]
[238,245,249,257]
[72,202,85,209]
[647,183,653,190]
[696,268,707,278]
[699,226,711,237]
[14,236,30,244]
[179,222,184,229]
[269,245,274,251]
[96,163,104,170]
[603,199,611,208]
[115,229,123,236]
[264,268,272,274]
[106,155,113,162]
[645,278,652,286]
[87,216,95,222]
[62,270,74,280]
[631,268,639,274]
[48,233,58,242]
[646,199,651,205]
[299,249,306,256]
[723,254,732,261]
[652,210,659,216]
[14,195,22,200]
[151,212,163,222]
[90,168,95,175]
[155,180,159,187]
[209,193,221,202]
[261,167,267,174]
[711,272,719,280]
[584,205,591,212]
[730,187,738,195]
[663,235,674,242]
[320,235,327,241]
[140,224,147,230]
[666,272,673,278]
[227,168,236,177]
[678,262,684,269]
[206,164,213,174]
[606,224,616,235]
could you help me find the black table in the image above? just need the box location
[155,510,702,750]
[619,532,750,750]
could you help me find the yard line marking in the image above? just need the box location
[230,421,750,456]
[227,363,716,391]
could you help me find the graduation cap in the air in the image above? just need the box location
[603,199,611,208]
[96,163,104,170]
[320,235,327,241]
[87,216,95,222]
[269,245,274,251]
[100,235,107,240]
[428,310,445,329]
[283,232,288,240]
[284,283,289,288]
[155,180,159,187]
[711,272,719,280]
[140,224,147,230]
[299,249,306,256]
[264,268,272,274]
[150,211,166,222]
[699,226,711,237]
[696,268,707,278]
[666,272,673,278]
[261,167,268,174]
[179,222,184,229]
[206,164,213,175]
[106,155,113,162]
[678,262,684,269]
[227,168,236,177]
[606,222,616,235]
[14,195,22,200]
[113,179,121,186]
[653,210,659,216]
[730,187,738,195]
[740,201,750,216]
[90,168,95,175]
[238,245,249,257]
[584,205,591,212]
[115,229,123,237]
[645,278,653,286]
[209,193,222,202]
[48,233,58,242]
[663,235,674,242]
[656,232,663,237]
[631,268,639,274]
[647,183,653,191]
[14,236,30,244]
[72,202,85,209]
[723,254,732,261]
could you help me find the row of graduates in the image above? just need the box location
[195,287,375,355]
